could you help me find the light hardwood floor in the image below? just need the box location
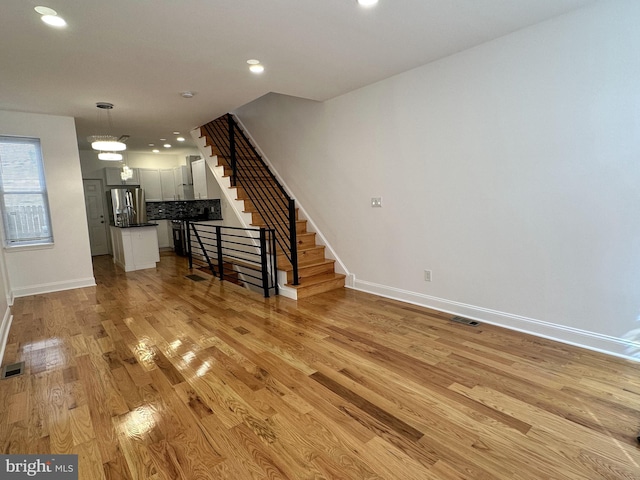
[1,252,640,479]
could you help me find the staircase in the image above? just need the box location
[199,114,345,299]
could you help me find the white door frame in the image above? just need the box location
[83,178,110,256]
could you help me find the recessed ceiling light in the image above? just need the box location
[176,137,185,142]
[41,14,67,27]
[358,0,379,6]
[163,144,171,148]
[34,6,57,15]
[249,64,265,74]
[173,131,180,135]
[247,59,260,65]
[180,91,194,98]
[160,138,166,141]
[148,143,155,147]
[152,149,160,153]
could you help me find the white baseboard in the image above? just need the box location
[12,277,96,298]
[352,278,640,362]
[0,307,12,364]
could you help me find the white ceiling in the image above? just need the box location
[1,0,599,154]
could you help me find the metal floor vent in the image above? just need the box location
[451,316,480,327]
[1,361,25,379]
[186,274,207,282]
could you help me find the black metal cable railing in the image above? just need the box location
[200,114,299,285]
[187,222,278,298]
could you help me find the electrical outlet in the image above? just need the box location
[371,197,382,208]
[424,270,432,282]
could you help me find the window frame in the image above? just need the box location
[0,135,54,248]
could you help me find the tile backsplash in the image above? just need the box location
[146,199,222,221]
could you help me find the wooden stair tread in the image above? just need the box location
[299,257,334,267]
[287,272,346,298]
[278,257,335,272]
[288,272,345,288]
[277,245,325,263]
[281,244,324,254]
[243,203,296,214]
[250,220,307,228]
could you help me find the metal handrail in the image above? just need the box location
[187,222,278,297]
[200,114,299,284]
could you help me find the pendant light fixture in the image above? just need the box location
[91,102,127,157]
[98,152,123,161]
[120,165,134,181]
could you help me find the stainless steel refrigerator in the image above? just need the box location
[107,188,147,226]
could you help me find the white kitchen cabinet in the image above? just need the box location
[160,169,176,200]
[141,167,189,201]
[191,159,206,199]
[173,165,194,200]
[105,167,139,186]
[138,168,162,201]
[191,158,219,199]
[110,225,159,272]
[155,220,172,249]
[174,165,186,189]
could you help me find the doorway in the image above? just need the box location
[83,179,109,256]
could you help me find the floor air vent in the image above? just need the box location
[186,274,206,282]
[1,361,25,379]
[451,316,480,327]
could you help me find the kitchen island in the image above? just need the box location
[110,224,160,272]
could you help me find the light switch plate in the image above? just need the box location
[371,197,382,207]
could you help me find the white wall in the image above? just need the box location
[235,0,640,359]
[0,111,95,297]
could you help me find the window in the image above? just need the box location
[0,136,53,246]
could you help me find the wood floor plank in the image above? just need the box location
[75,354,121,464]
[44,369,74,454]
[113,408,159,480]
[449,383,640,477]
[76,438,107,480]
[268,407,381,480]
[310,370,424,441]
[1,253,639,479]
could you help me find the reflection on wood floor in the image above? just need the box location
[1,252,640,479]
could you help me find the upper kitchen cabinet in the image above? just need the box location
[110,164,196,200]
[158,166,194,200]
[192,159,206,199]
[160,169,176,200]
[138,168,162,201]
[191,158,218,199]
[174,165,194,200]
[174,164,192,187]
[105,167,139,186]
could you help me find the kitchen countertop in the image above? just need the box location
[110,223,158,228]
[146,199,213,203]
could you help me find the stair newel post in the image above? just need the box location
[215,225,225,281]
[288,198,299,285]
[228,114,237,187]
[187,221,193,269]
[259,228,270,297]
[271,230,279,296]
